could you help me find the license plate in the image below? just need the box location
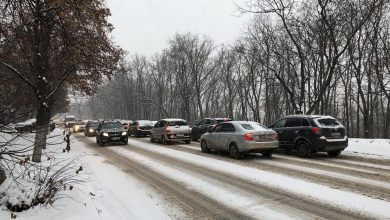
[331,132,341,137]
[111,137,120,140]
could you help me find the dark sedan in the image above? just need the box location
[191,118,232,141]
[84,121,99,136]
[128,120,154,137]
[96,121,128,146]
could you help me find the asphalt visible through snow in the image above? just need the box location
[75,134,390,220]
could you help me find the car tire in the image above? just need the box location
[185,140,191,144]
[296,140,311,158]
[123,140,128,145]
[96,137,99,144]
[327,150,341,157]
[262,151,273,158]
[162,135,168,145]
[200,140,210,153]
[229,143,241,159]
[150,135,155,143]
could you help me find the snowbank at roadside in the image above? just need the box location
[344,138,390,159]
[0,131,179,220]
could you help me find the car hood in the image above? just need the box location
[101,128,124,133]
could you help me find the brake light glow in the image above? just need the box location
[311,127,321,135]
[244,133,254,141]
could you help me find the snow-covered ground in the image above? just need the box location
[0,131,182,220]
[1,130,390,219]
[344,138,390,159]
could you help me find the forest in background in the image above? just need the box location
[82,0,390,139]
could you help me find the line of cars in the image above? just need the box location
[195,115,348,159]
[79,114,348,160]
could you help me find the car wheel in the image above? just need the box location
[150,135,155,143]
[229,143,241,159]
[327,150,341,157]
[185,140,191,144]
[123,140,128,145]
[162,135,168,145]
[96,137,99,144]
[200,140,210,153]
[296,140,311,158]
[262,151,273,158]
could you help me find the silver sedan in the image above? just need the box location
[199,121,279,159]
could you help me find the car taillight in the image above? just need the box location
[165,126,171,132]
[137,125,141,130]
[273,133,279,140]
[311,127,321,135]
[244,133,254,141]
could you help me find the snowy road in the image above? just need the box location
[75,134,390,220]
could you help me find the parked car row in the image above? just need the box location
[15,118,55,133]
[83,114,348,160]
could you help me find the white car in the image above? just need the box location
[200,121,279,159]
[150,119,191,144]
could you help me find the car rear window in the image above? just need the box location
[167,121,188,126]
[316,118,340,126]
[239,123,267,130]
[138,121,154,126]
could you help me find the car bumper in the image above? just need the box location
[101,136,128,143]
[313,136,348,152]
[166,134,191,142]
[135,130,151,136]
[73,128,85,132]
[241,141,279,152]
[85,131,97,136]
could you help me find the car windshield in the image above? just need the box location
[101,122,123,129]
[316,118,340,126]
[65,117,75,122]
[89,122,99,128]
[138,121,154,126]
[239,122,268,130]
[167,120,188,126]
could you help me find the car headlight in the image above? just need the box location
[122,132,127,136]
[103,132,109,137]
[89,129,94,132]
[74,125,80,130]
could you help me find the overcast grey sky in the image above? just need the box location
[106,0,250,57]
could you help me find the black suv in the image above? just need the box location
[96,121,128,146]
[269,115,348,158]
[191,118,232,141]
